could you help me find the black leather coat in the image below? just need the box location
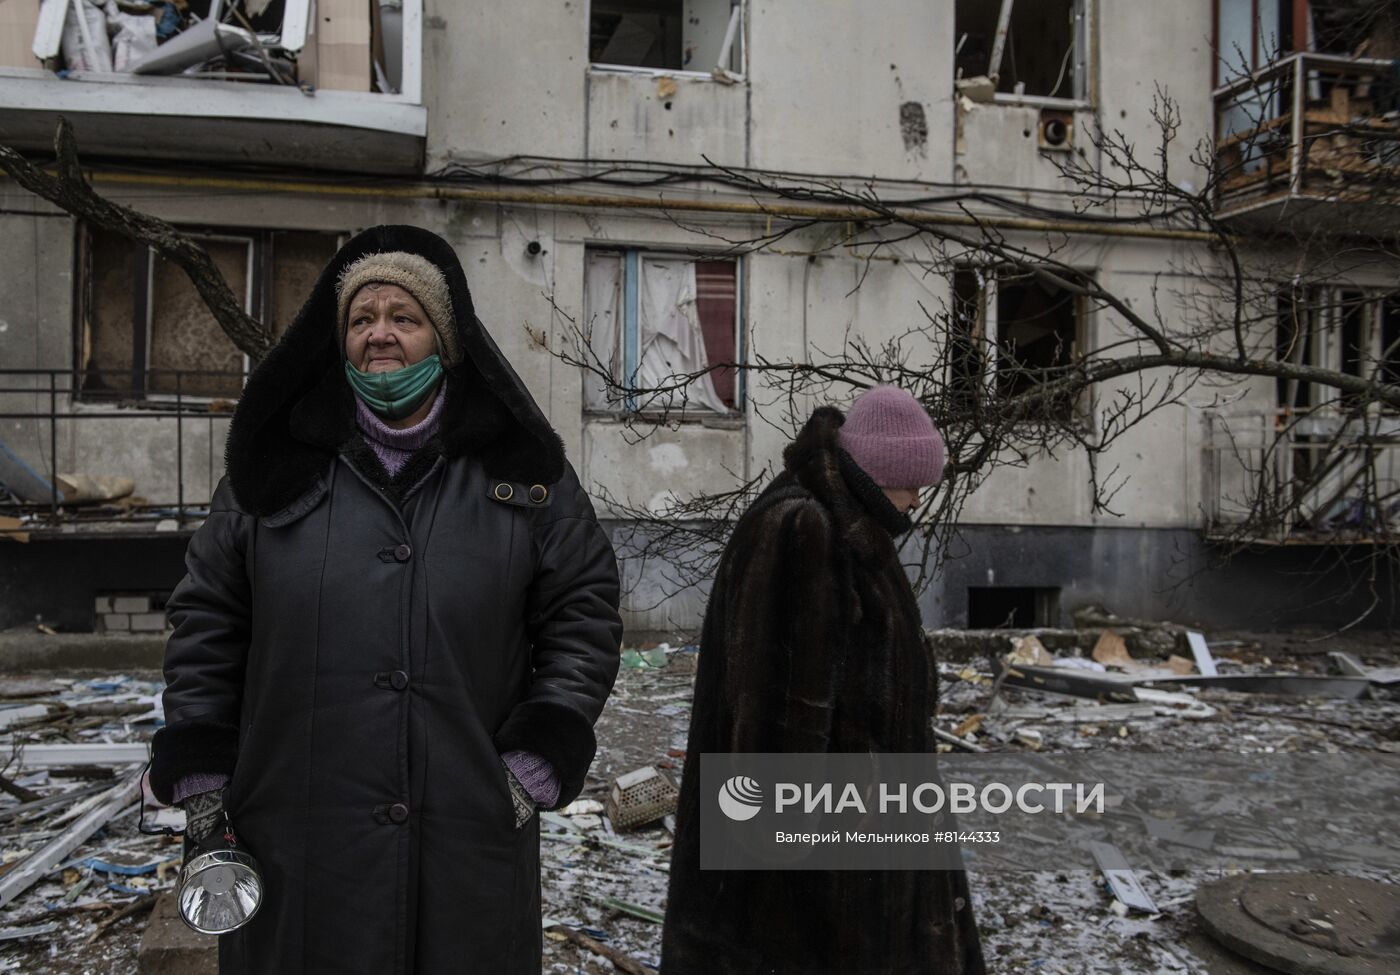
[150,226,622,975]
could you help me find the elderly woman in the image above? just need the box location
[149,225,623,974]
[661,386,985,975]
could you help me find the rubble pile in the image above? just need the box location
[1,628,1396,974]
[0,675,178,975]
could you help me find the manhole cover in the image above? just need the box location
[1197,874,1400,975]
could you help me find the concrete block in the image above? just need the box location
[94,595,114,613]
[138,891,218,975]
[129,613,168,632]
[112,596,152,614]
[102,614,131,632]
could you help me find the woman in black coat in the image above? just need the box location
[661,388,986,975]
[149,225,623,974]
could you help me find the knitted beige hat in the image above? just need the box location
[336,250,461,366]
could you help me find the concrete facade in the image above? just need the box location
[1,1,1394,633]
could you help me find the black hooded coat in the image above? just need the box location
[149,225,623,974]
[660,406,986,975]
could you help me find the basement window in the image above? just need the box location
[76,225,341,403]
[582,248,742,415]
[968,587,1060,628]
[590,0,744,75]
[954,0,1089,102]
[949,266,1089,421]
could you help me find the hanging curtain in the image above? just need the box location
[636,258,729,413]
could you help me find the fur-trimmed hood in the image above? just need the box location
[225,225,564,517]
[779,406,912,552]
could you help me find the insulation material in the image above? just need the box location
[315,0,371,92]
[583,252,623,411]
[105,0,157,72]
[636,258,727,413]
[148,240,249,398]
[0,0,42,68]
[61,0,113,72]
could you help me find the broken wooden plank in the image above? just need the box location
[0,921,60,942]
[1089,840,1158,914]
[0,704,51,731]
[1184,631,1219,677]
[0,770,141,909]
[932,727,986,752]
[0,771,41,803]
[1140,674,1373,699]
[1330,651,1400,686]
[992,659,1140,703]
[587,893,665,924]
[7,742,150,767]
[545,922,655,975]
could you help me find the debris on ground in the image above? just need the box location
[0,674,178,974]
[2,622,1397,974]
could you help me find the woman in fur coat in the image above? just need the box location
[661,386,986,975]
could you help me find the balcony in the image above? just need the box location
[0,1,425,175]
[1213,52,1400,236]
[1203,409,1400,543]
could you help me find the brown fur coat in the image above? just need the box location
[660,407,986,975]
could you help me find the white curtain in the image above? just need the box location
[636,258,728,413]
[583,253,622,411]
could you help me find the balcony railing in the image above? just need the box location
[1213,52,1400,232]
[0,368,244,535]
[1203,409,1400,543]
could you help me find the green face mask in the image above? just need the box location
[344,354,443,420]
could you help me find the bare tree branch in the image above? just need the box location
[0,118,272,358]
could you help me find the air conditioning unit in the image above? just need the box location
[1038,109,1074,151]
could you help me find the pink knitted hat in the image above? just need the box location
[837,386,945,488]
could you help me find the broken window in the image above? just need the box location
[77,225,340,402]
[590,0,744,74]
[1276,286,1400,413]
[954,0,1088,100]
[26,0,409,93]
[1215,0,1298,81]
[949,266,1087,420]
[582,249,741,414]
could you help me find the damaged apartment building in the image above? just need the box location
[0,0,1397,635]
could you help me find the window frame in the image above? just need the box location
[145,231,256,406]
[956,0,1095,109]
[582,245,746,420]
[1279,285,1399,416]
[586,0,747,83]
[73,226,346,408]
[949,263,1093,424]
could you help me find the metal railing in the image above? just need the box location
[1203,408,1400,542]
[0,368,246,534]
[1213,52,1400,216]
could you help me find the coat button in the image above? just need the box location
[388,802,409,824]
[393,543,412,562]
[528,484,548,504]
[390,670,408,691]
